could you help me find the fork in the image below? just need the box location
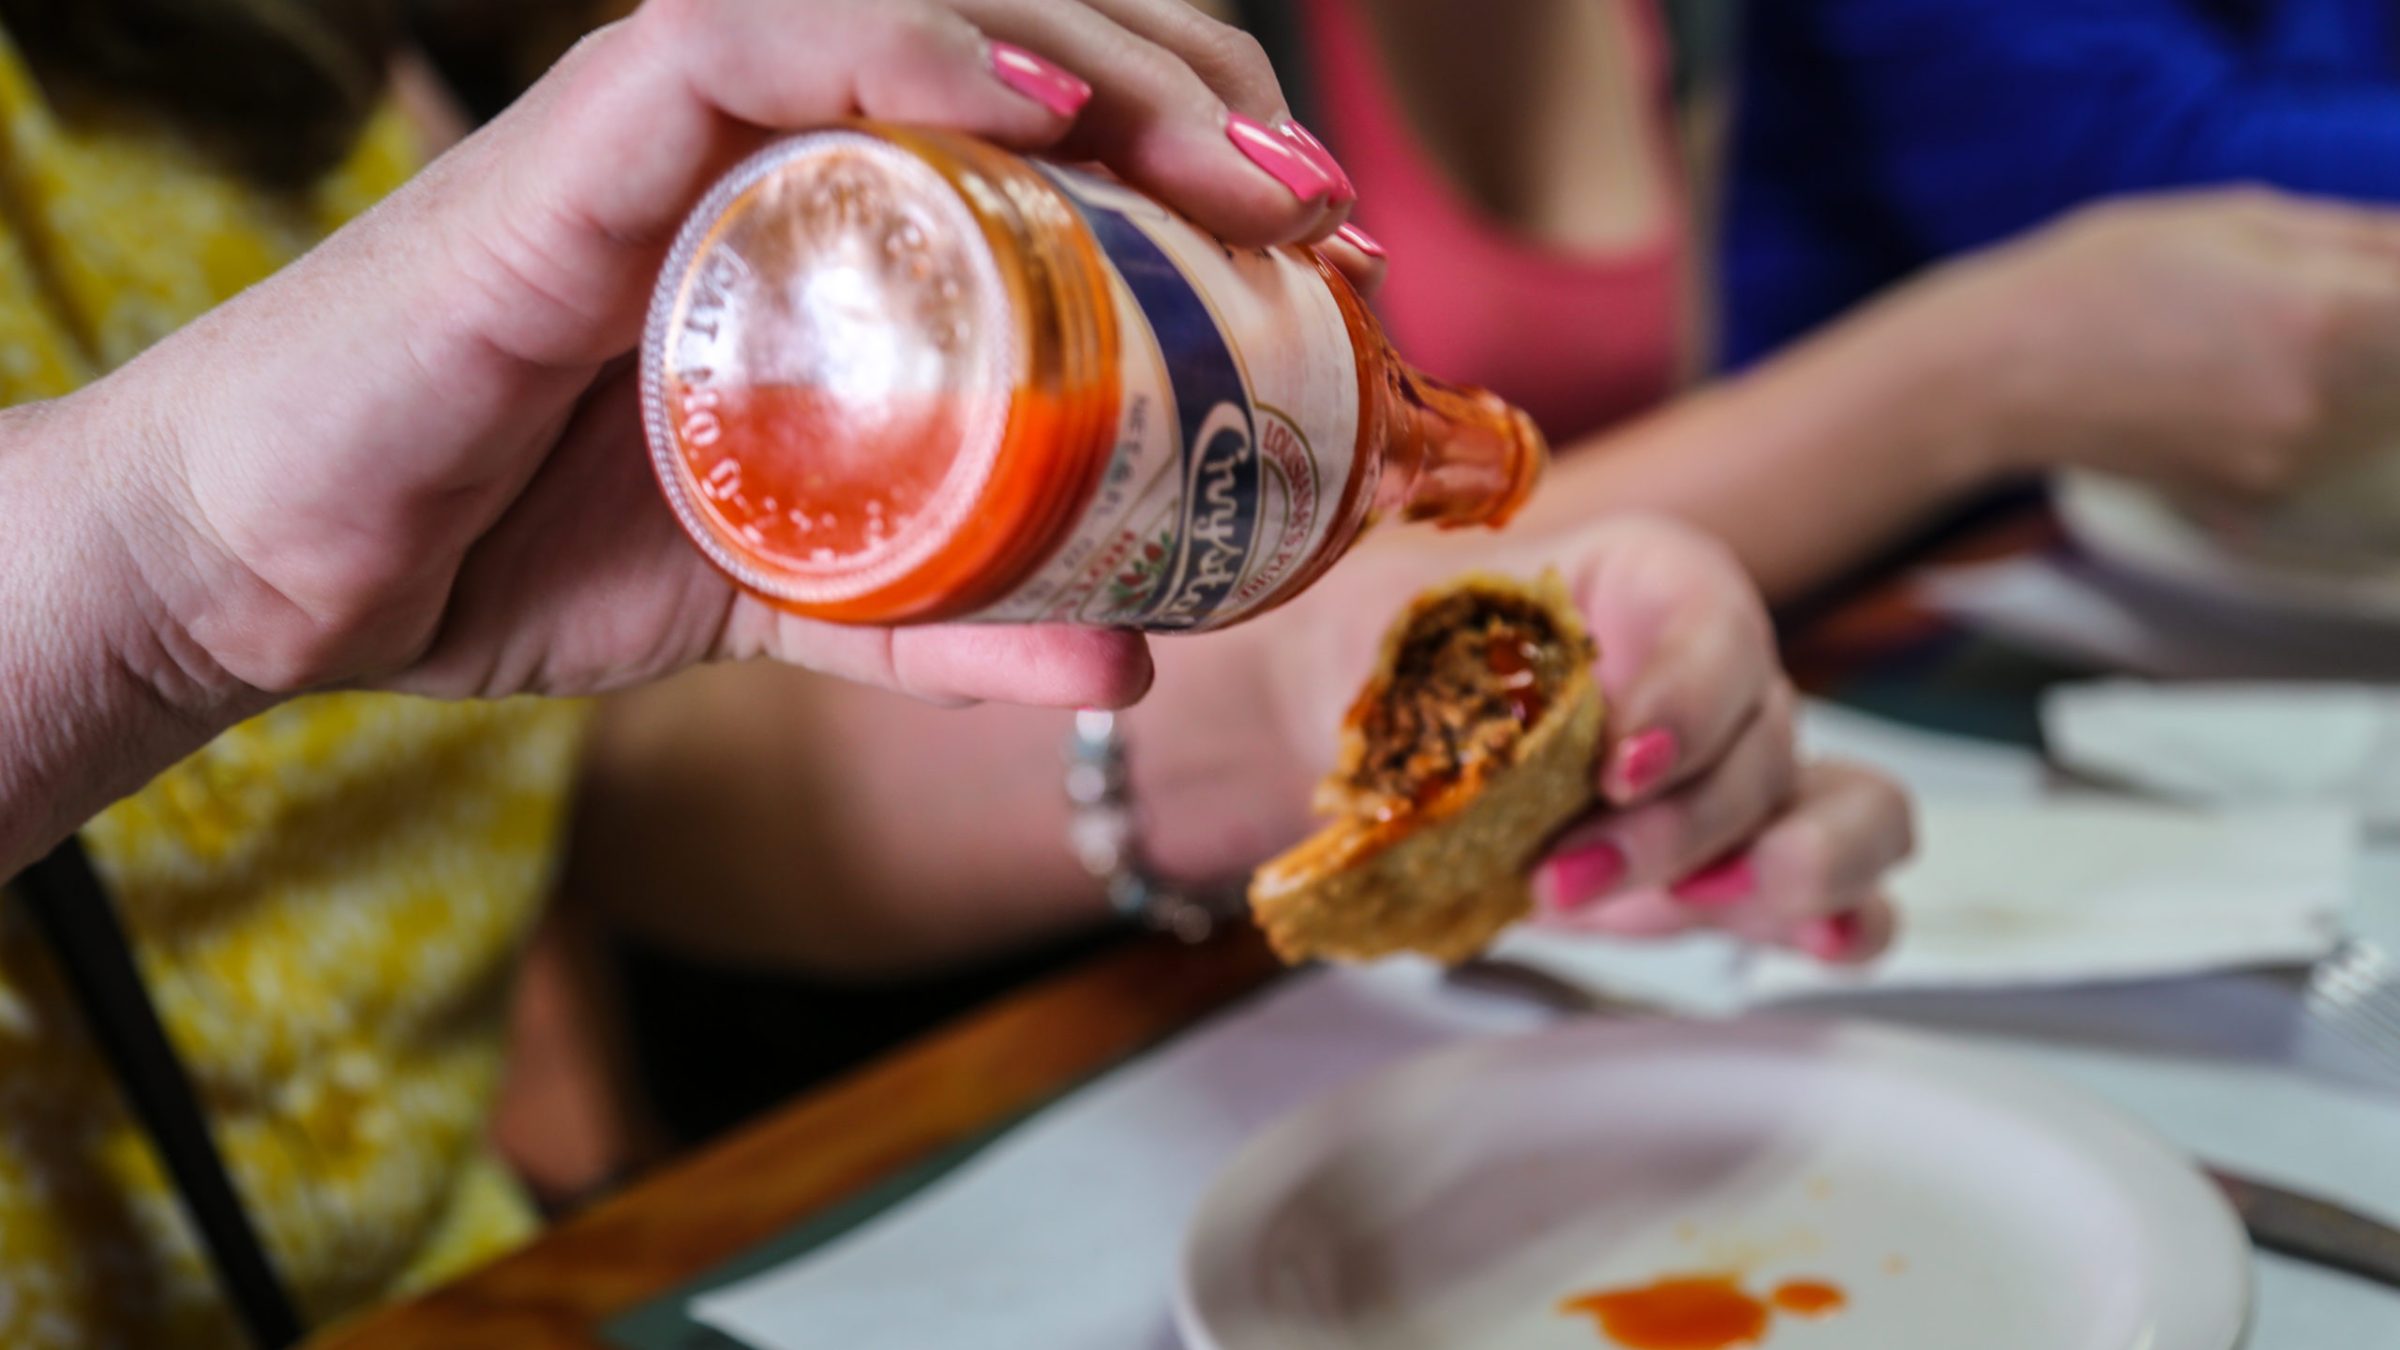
[2308,939,2400,1080]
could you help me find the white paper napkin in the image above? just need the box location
[2043,680,2400,829]
[1504,702,2355,1001]
[1773,700,2356,995]
[1742,798,2353,998]
[1797,700,2044,799]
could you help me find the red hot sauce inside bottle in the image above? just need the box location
[641,124,1546,631]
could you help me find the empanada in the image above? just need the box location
[1249,571,1603,964]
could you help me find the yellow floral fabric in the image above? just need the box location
[0,33,584,1349]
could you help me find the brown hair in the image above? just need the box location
[0,0,404,189]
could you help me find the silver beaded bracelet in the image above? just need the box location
[1063,709,1243,943]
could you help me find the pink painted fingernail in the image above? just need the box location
[1277,118,1354,203]
[1537,840,1629,914]
[1227,111,1339,201]
[989,41,1092,118]
[1334,221,1385,258]
[1801,911,1864,962]
[1670,855,1756,907]
[1608,728,1680,801]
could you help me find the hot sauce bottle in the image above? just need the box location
[640,123,1546,632]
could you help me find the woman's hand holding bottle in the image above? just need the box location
[1,0,1364,874]
[7,0,1912,962]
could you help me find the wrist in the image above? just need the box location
[0,392,262,873]
[1120,628,1321,886]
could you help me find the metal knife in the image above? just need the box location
[1447,956,2400,1293]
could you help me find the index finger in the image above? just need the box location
[481,0,1104,368]
[496,0,1348,373]
[1577,559,1778,807]
[957,0,1352,246]
[1317,222,1390,298]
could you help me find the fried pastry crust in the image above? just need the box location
[1250,571,1602,964]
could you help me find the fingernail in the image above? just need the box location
[1670,856,1755,907]
[1334,221,1385,258]
[1277,118,1354,204]
[1227,111,1338,202]
[1536,841,1628,914]
[1801,911,1864,962]
[988,41,1092,119]
[1608,728,1679,802]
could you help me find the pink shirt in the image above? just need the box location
[1299,0,1689,445]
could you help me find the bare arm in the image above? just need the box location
[1526,189,2400,603]
[0,394,260,876]
[562,637,1315,978]
[568,515,1911,978]
[1515,291,2004,602]
[563,667,1106,977]
[572,247,1978,969]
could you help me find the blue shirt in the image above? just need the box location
[1721,0,2400,368]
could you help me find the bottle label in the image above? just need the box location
[968,165,1362,630]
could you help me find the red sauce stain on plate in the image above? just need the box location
[1768,1280,1846,1317]
[1558,1276,1767,1349]
[1559,1274,1850,1348]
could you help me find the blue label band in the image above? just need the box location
[1039,167,1263,629]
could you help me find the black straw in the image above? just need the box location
[12,836,304,1349]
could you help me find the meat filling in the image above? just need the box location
[1345,592,1581,817]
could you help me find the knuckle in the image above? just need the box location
[1615,803,1692,882]
[1761,677,1799,735]
[1763,740,1802,810]
[2061,195,2150,246]
[217,590,415,695]
[1767,817,1835,904]
[1689,779,1774,869]
[2223,183,2287,215]
[1858,772,1917,863]
[1748,711,1802,812]
[635,0,723,48]
[872,0,971,64]
[2283,296,2348,365]
[2221,391,2323,490]
[1688,531,1774,638]
[2226,439,2308,497]
[547,17,628,81]
[2275,374,2332,445]
[1094,29,1235,138]
[1183,19,1277,97]
[2226,381,2332,489]
[2174,184,2284,234]
[227,632,341,697]
[1622,517,1766,644]
[1657,514,1745,574]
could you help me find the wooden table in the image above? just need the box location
[322,510,2058,1349]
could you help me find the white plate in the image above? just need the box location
[1178,1018,2249,1350]
[2057,469,2400,629]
